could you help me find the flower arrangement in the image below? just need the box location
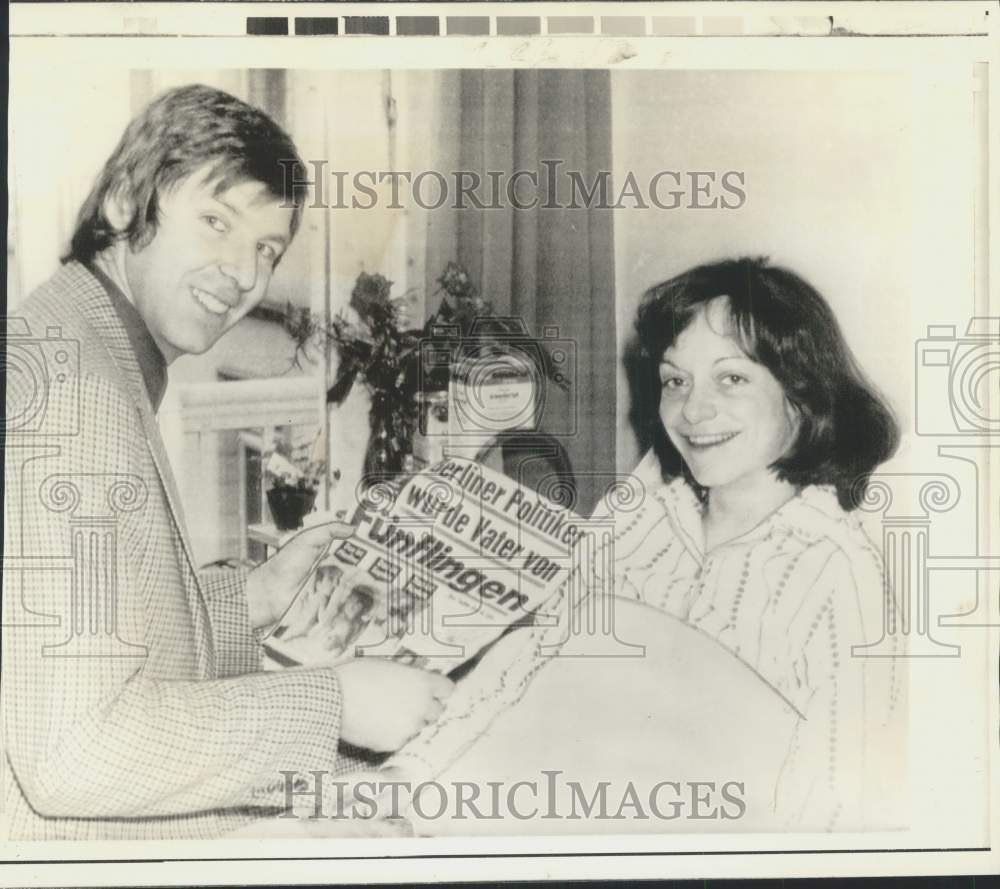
[263,433,326,529]
[264,450,324,493]
[322,272,421,475]
[282,262,570,478]
[412,262,495,393]
[325,272,419,405]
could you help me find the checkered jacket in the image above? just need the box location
[3,263,353,840]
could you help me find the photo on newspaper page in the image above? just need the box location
[3,1,998,884]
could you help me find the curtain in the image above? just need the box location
[430,70,617,515]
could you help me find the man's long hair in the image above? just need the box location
[65,84,308,265]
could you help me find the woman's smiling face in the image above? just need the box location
[658,296,799,495]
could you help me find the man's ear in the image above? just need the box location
[101,186,136,234]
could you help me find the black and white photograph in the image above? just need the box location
[3,1,998,883]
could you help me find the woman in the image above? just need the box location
[615,256,905,829]
[390,257,906,831]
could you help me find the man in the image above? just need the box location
[3,84,451,840]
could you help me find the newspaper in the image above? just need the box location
[262,457,581,674]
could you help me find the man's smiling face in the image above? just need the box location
[121,165,293,362]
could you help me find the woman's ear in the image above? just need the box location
[101,186,135,234]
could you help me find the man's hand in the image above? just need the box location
[334,660,455,752]
[245,521,355,630]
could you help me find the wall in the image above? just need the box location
[8,69,131,305]
[320,70,462,514]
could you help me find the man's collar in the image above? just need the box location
[87,262,168,412]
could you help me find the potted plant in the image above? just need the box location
[264,447,324,531]
[324,272,421,476]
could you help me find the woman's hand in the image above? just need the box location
[245,521,355,630]
[334,659,454,752]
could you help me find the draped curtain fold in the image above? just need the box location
[431,70,616,514]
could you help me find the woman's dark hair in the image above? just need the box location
[635,256,899,511]
[65,84,308,265]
